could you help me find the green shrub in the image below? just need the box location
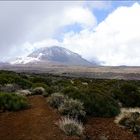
[63,86,120,117]
[57,117,84,136]
[113,83,140,107]
[0,92,29,111]
[16,79,32,89]
[0,84,20,92]
[58,98,86,120]
[30,76,52,86]
[0,72,32,89]
[47,93,66,108]
[46,86,56,95]
[0,72,19,85]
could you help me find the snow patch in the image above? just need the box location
[10,56,40,64]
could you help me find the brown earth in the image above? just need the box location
[0,96,77,140]
[85,117,139,140]
[0,96,139,140]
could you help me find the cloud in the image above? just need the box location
[0,1,97,61]
[60,3,140,66]
[0,1,82,59]
[1,1,140,66]
[62,6,97,29]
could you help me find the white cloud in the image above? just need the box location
[59,3,140,66]
[1,1,140,66]
[0,1,97,61]
[62,6,97,28]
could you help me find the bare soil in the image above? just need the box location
[0,96,139,140]
[0,96,77,140]
[85,117,139,140]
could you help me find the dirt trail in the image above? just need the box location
[0,96,76,140]
[0,96,139,140]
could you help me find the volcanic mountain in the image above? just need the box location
[12,46,97,66]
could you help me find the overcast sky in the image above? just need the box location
[0,1,140,66]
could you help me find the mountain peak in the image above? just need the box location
[12,46,98,66]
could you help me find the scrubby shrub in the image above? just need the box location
[62,86,80,96]
[0,92,29,111]
[0,72,32,89]
[113,83,140,107]
[16,89,32,96]
[32,83,48,91]
[45,86,56,95]
[57,117,84,136]
[32,87,46,95]
[30,76,52,86]
[54,79,72,89]
[47,93,66,108]
[63,87,120,117]
[16,79,32,89]
[115,108,140,135]
[58,98,86,120]
[0,84,20,92]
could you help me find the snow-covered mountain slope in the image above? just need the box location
[11,46,98,66]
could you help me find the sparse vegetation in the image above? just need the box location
[0,92,29,111]
[115,108,140,135]
[113,83,140,107]
[62,86,120,117]
[47,93,67,108]
[0,84,20,92]
[0,70,140,139]
[58,98,86,120]
[32,87,46,95]
[57,117,84,136]
[16,89,32,96]
[32,83,48,91]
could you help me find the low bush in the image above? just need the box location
[30,76,52,86]
[0,92,29,111]
[62,86,120,117]
[46,86,56,95]
[0,72,32,89]
[58,98,86,120]
[32,83,48,91]
[47,93,66,108]
[115,108,140,135]
[113,83,140,107]
[0,84,20,92]
[57,117,84,136]
[32,87,46,95]
[16,89,32,96]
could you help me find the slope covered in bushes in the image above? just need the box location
[0,70,140,117]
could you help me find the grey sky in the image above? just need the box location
[0,1,83,60]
